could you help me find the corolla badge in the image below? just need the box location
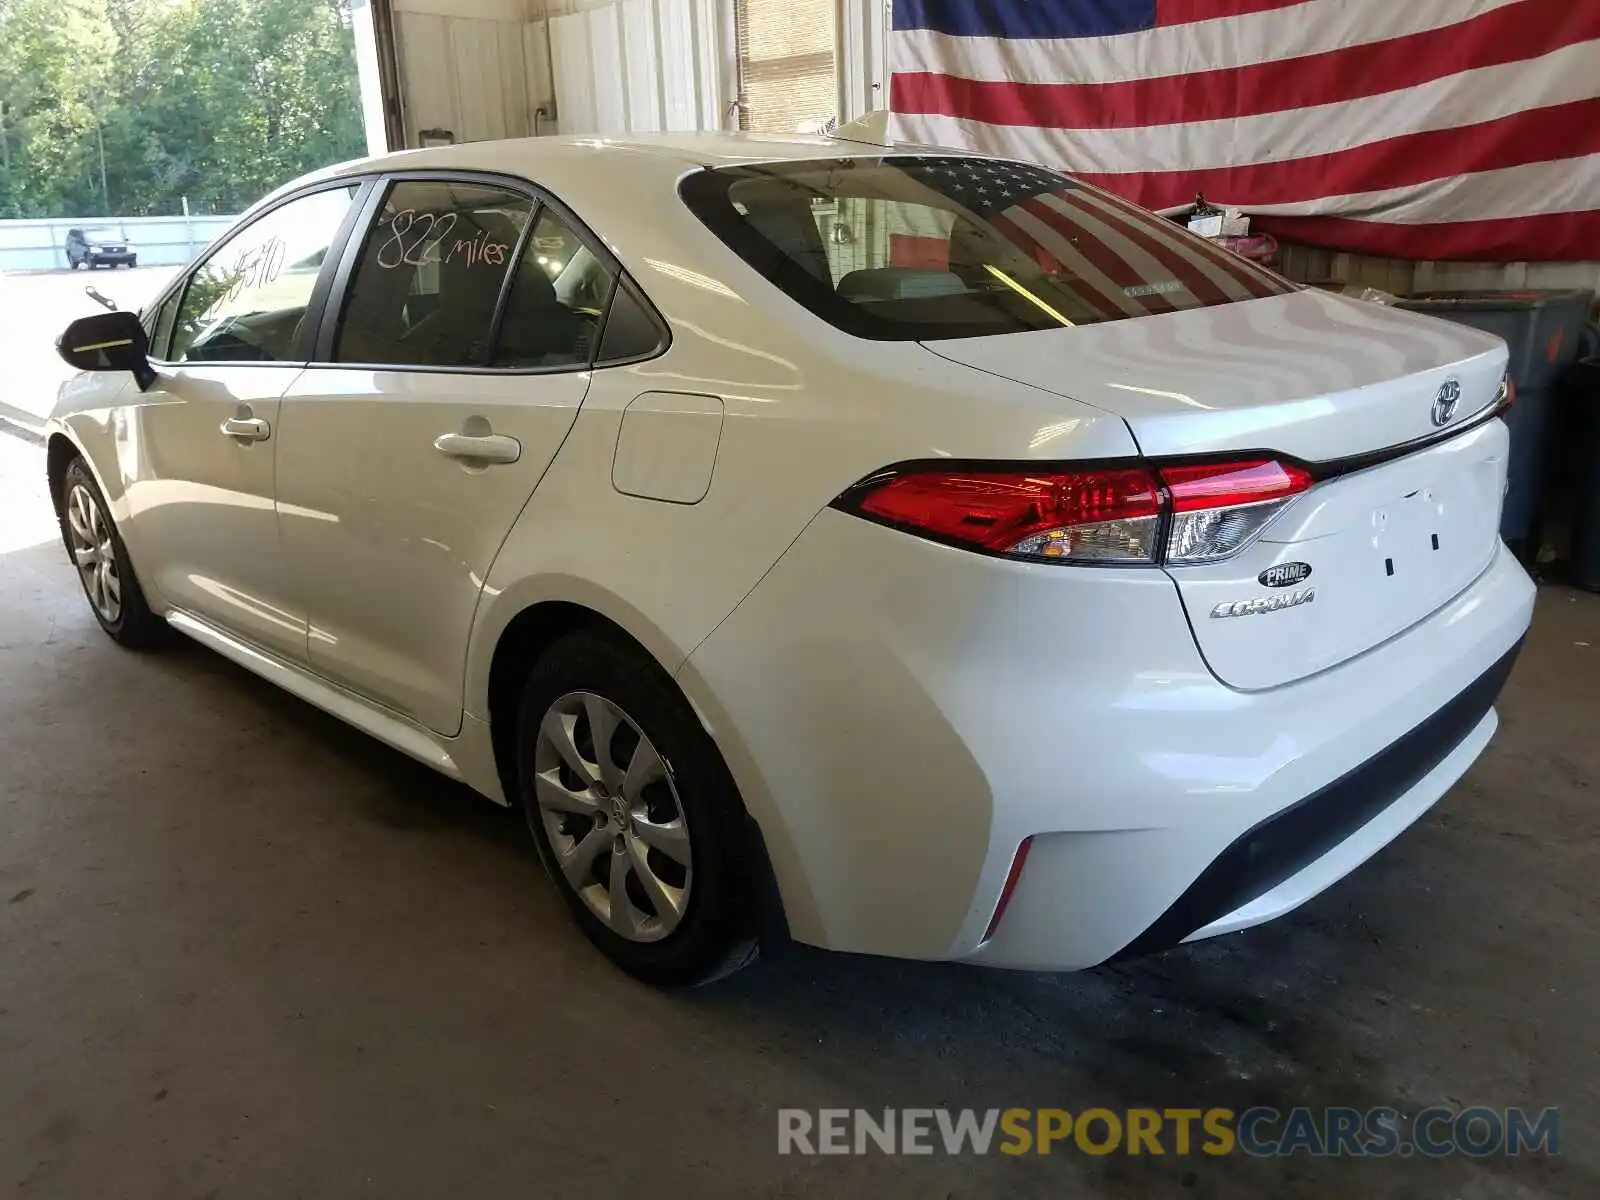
[1259,562,1313,588]
[1432,378,1462,427]
[1211,588,1316,619]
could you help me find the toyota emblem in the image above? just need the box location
[1432,378,1462,427]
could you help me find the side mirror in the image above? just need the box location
[57,310,156,390]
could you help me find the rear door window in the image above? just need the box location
[679,156,1296,341]
[490,207,615,369]
[334,180,532,367]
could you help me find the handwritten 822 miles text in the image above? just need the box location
[376,209,512,270]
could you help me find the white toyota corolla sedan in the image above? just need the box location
[46,133,1534,985]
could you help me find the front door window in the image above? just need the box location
[170,184,359,364]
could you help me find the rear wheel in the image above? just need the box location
[516,630,759,986]
[59,457,166,649]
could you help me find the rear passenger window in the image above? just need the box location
[335,181,532,367]
[597,278,666,364]
[491,208,615,369]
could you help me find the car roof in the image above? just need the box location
[364,130,916,173]
[266,131,981,209]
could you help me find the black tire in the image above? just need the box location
[516,629,760,987]
[58,457,167,650]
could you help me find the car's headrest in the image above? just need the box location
[437,211,526,304]
[836,267,968,303]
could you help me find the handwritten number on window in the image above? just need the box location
[375,208,508,269]
[376,209,460,269]
[211,235,287,310]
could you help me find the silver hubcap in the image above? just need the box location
[532,691,692,942]
[66,483,122,624]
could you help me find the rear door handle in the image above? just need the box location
[220,416,271,442]
[433,432,522,465]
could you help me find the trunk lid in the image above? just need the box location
[925,289,1512,690]
[923,288,1507,461]
[1168,418,1508,690]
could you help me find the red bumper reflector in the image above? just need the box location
[983,836,1034,943]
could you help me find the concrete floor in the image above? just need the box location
[0,424,1596,1199]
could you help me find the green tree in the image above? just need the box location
[0,0,113,216]
[0,0,365,219]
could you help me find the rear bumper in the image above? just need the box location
[1110,636,1521,962]
[681,514,1536,969]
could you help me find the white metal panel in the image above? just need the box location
[550,11,599,135]
[657,0,702,131]
[396,12,459,139]
[838,0,888,122]
[548,0,728,136]
[622,0,664,133]
[396,0,526,20]
[525,20,557,131]
[697,0,735,130]
[587,3,630,133]
[497,19,534,139]
[452,18,508,139]
[395,9,536,145]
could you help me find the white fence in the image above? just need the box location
[0,214,239,273]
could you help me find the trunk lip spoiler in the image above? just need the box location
[1286,389,1511,482]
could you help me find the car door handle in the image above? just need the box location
[433,432,522,465]
[220,416,271,442]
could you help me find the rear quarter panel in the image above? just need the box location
[462,211,1142,721]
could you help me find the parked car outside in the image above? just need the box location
[65,226,138,269]
[43,134,1534,986]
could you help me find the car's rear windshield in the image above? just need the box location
[678,156,1296,341]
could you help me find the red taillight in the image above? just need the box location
[855,467,1163,562]
[1156,459,1313,512]
[1158,459,1313,564]
[839,457,1313,566]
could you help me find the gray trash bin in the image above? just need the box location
[1397,288,1594,563]
[1569,354,1600,591]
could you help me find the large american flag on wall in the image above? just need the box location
[887,0,1600,262]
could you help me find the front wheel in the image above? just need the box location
[59,457,167,649]
[516,630,760,986]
